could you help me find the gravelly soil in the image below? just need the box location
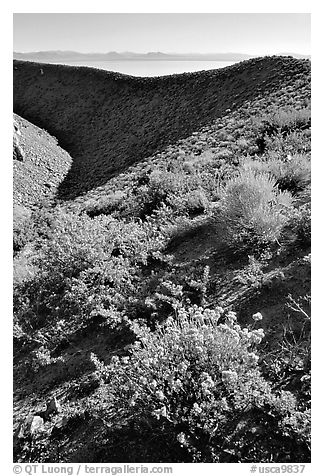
[13,113,72,208]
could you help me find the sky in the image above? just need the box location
[13,13,311,56]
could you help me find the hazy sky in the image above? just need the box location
[13,13,310,55]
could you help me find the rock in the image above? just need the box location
[29,416,44,435]
[16,415,44,439]
[13,120,21,135]
[13,136,24,161]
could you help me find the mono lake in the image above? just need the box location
[45,60,236,76]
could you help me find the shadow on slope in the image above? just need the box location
[13,56,310,200]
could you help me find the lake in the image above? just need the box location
[48,60,236,77]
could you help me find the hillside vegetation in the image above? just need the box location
[13,57,311,463]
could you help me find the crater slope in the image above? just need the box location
[13,56,309,199]
[13,113,72,208]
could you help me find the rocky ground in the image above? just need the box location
[13,113,72,208]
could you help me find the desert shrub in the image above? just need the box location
[13,205,35,254]
[267,108,311,134]
[142,280,186,325]
[287,203,311,248]
[88,306,310,462]
[13,204,60,256]
[185,189,209,215]
[84,190,126,217]
[236,137,251,153]
[254,107,310,154]
[13,208,169,335]
[242,153,311,195]
[265,131,311,155]
[133,168,211,219]
[271,154,310,195]
[233,255,265,287]
[171,189,209,217]
[217,169,294,245]
[135,169,185,217]
[185,265,211,305]
[183,150,215,170]
[134,265,211,326]
[13,210,115,331]
[262,294,311,410]
[29,211,115,280]
[213,148,233,161]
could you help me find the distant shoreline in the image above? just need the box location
[13,51,311,64]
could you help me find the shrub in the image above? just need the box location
[13,204,60,256]
[253,107,311,154]
[217,169,293,245]
[13,205,34,254]
[267,108,311,133]
[84,190,126,217]
[271,154,311,195]
[235,138,251,153]
[89,305,310,462]
[13,210,117,332]
[133,168,211,219]
[13,208,168,335]
[135,169,184,217]
[185,189,209,215]
[265,131,310,155]
[233,255,265,287]
[242,153,311,195]
[213,148,233,161]
[183,150,215,170]
[171,189,209,217]
[256,108,310,138]
[287,203,311,248]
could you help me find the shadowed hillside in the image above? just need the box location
[13,56,309,199]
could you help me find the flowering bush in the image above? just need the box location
[89,306,310,462]
[13,208,167,336]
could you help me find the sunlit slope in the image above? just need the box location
[13,113,72,208]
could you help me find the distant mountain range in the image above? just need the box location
[13,50,310,63]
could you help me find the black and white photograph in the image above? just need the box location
[9,3,314,471]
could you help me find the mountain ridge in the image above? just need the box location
[13,51,253,62]
[13,50,311,63]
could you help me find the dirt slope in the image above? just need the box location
[13,113,72,208]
